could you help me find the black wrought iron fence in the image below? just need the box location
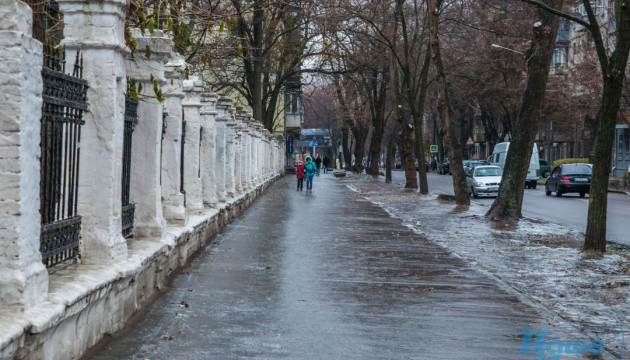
[122,94,138,238]
[181,110,186,205]
[40,45,87,268]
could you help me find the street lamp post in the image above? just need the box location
[491,43,525,55]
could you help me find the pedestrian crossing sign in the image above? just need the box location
[430,145,438,153]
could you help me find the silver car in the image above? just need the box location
[466,165,503,198]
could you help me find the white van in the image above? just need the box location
[489,142,540,189]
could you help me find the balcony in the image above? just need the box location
[286,112,302,129]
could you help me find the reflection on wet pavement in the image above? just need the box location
[85,175,591,360]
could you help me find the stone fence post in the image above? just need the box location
[182,78,204,214]
[250,122,259,187]
[253,124,263,186]
[58,0,128,262]
[161,55,187,225]
[225,111,237,199]
[277,138,284,174]
[243,114,253,191]
[269,135,275,178]
[234,109,247,195]
[268,136,273,179]
[126,29,171,239]
[0,0,49,311]
[262,133,269,181]
[214,96,232,202]
[200,91,218,208]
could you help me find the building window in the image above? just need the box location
[559,20,568,31]
[552,48,567,70]
[286,91,301,114]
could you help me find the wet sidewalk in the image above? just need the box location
[85,175,555,360]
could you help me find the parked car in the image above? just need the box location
[545,163,592,197]
[489,142,540,189]
[415,160,429,172]
[464,160,489,175]
[438,158,451,175]
[466,165,503,198]
[540,159,551,178]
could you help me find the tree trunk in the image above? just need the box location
[352,126,367,174]
[428,0,469,205]
[487,2,562,220]
[398,108,418,189]
[386,123,398,184]
[367,128,384,175]
[342,127,352,170]
[352,132,367,173]
[251,0,264,124]
[585,42,630,251]
[414,50,431,194]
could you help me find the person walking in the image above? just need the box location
[304,156,317,192]
[315,155,322,176]
[322,156,330,174]
[296,160,305,191]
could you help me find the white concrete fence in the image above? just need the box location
[0,1,284,359]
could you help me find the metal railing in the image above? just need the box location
[122,93,138,238]
[180,110,186,205]
[40,45,87,268]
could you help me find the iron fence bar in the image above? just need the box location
[39,46,87,268]
[181,114,186,195]
[122,93,138,238]
[198,127,202,178]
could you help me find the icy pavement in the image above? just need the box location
[80,175,620,360]
[341,173,630,358]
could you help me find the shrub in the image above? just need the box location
[552,158,590,167]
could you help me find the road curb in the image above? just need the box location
[608,189,629,195]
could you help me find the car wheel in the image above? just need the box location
[531,182,537,189]
[545,187,551,196]
[472,188,479,199]
[579,192,585,198]
[555,186,563,197]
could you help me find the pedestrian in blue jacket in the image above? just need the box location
[304,156,317,192]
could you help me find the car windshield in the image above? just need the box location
[475,167,502,177]
[563,164,592,175]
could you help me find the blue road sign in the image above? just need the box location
[286,136,294,154]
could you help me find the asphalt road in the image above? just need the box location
[391,171,629,246]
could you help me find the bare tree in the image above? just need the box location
[521,0,630,251]
[428,0,469,205]
[486,0,563,220]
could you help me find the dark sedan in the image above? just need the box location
[545,163,592,197]
[438,159,451,175]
